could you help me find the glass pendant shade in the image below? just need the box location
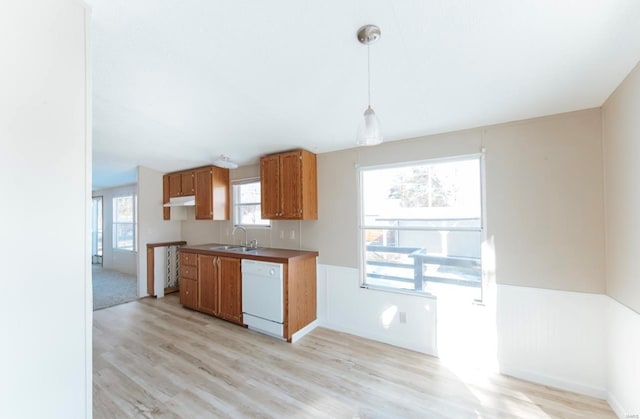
[356,106,383,146]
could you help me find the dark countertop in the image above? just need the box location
[180,243,318,264]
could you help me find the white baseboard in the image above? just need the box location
[291,320,319,343]
[319,320,437,356]
[607,391,626,419]
[500,363,607,399]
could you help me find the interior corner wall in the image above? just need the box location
[302,108,607,392]
[602,60,640,416]
[93,183,138,276]
[602,61,640,314]
[0,1,90,417]
[137,166,182,297]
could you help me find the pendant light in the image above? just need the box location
[356,24,383,146]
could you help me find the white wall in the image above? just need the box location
[602,61,640,313]
[317,265,438,355]
[483,109,605,293]
[601,60,640,417]
[137,166,182,297]
[606,298,640,417]
[93,183,138,275]
[0,1,91,417]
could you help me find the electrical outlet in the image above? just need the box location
[399,312,407,324]
[279,230,284,239]
[289,230,295,240]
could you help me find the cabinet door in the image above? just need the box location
[195,168,212,220]
[279,151,303,218]
[181,171,195,196]
[179,278,198,309]
[169,173,182,197]
[260,155,280,219]
[211,167,230,220]
[163,174,170,220]
[198,254,218,315]
[218,257,242,324]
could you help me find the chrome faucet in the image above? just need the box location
[232,225,247,246]
[248,239,258,249]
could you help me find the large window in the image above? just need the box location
[233,180,270,227]
[113,194,137,251]
[359,156,483,297]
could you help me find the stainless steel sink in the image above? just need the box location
[208,245,259,253]
[208,245,241,250]
[233,247,259,253]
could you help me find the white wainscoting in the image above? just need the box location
[607,297,640,418]
[317,266,640,410]
[496,284,608,398]
[317,264,438,356]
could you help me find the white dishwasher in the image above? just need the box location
[241,259,284,338]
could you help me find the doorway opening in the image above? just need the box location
[91,188,139,310]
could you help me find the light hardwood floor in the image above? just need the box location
[93,295,615,418]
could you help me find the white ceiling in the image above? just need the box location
[90,0,640,189]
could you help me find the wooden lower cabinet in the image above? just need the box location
[198,254,218,315]
[179,278,198,309]
[178,249,318,339]
[217,257,242,324]
[181,252,243,325]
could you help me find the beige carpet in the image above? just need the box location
[92,265,137,310]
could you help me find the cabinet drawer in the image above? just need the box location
[180,252,196,267]
[180,279,198,309]
[180,265,196,280]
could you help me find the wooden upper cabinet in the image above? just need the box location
[168,170,195,198]
[195,168,212,220]
[163,166,230,221]
[197,254,218,315]
[168,173,182,198]
[260,149,317,220]
[163,174,171,220]
[279,151,303,218]
[195,167,230,220]
[217,257,242,324]
[181,171,195,196]
[260,155,280,219]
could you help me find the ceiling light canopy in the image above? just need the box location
[356,24,383,147]
[212,154,238,169]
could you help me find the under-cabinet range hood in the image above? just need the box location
[163,196,195,207]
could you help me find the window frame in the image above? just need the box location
[112,194,137,252]
[232,178,271,229]
[357,153,486,298]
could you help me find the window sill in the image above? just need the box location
[359,284,437,300]
[113,248,137,254]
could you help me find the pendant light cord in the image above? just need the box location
[367,44,371,108]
